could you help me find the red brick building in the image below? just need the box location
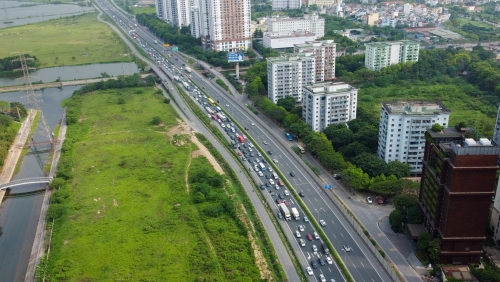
[419,128,500,264]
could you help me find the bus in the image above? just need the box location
[259,162,266,171]
[297,145,305,154]
[208,98,216,106]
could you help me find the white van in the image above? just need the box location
[216,106,221,112]
[272,172,278,179]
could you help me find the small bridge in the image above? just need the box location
[0,177,53,190]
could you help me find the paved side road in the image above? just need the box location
[92,4,301,281]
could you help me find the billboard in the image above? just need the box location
[227,53,244,63]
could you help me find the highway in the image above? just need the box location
[95,2,396,281]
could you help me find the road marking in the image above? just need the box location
[340,233,344,237]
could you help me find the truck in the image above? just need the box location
[174,76,181,82]
[278,203,291,221]
[182,81,190,90]
[184,66,192,73]
[291,207,300,220]
[285,133,293,141]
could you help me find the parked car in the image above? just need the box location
[367,197,373,204]
[333,174,341,179]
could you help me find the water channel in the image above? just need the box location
[0,62,138,281]
[0,1,94,29]
[0,62,139,87]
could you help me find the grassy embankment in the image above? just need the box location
[42,87,270,281]
[0,13,132,68]
[131,6,156,14]
[359,83,497,136]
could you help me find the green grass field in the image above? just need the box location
[358,83,497,136]
[131,6,156,14]
[45,87,264,281]
[0,13,131,68]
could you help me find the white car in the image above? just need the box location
[313,232,320,240]
[284,190,290,196]
[299,225,305,232]
[254,167,259,172]
[249,143,254,148]
[296,230,301,238]
[263,141,268,145]
[268,167,273,172]
[367,197,373,204]
[299,238,306,247]
[269,179,275,185]
[251,122,255,126]
[312,245,318,252]
[343,245,352,252]
[306,267,313,276]
[258,152,262,157]
[258,171,263,177]
[275,184,280,190]
[319,220,326,226]
[248,148,253,152]
[319,274,326,282]
[326,256,333,265]
[273,159,278,163]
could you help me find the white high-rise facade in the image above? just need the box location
[376,101,451,174]
[155,0,194,27]
[267,54,316,104]
[364,40,420,71]
[294,40,336,82]
[272,0,301,10]
[302,82,358,132]
[267,14,325,38]
[196,0,252,52]
[190,6,201,38]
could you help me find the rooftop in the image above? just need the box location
[382,100,450,115]
[264,30,317,39]
[304,82,357,94]
[294,39,335,48]
[267,53,314,63]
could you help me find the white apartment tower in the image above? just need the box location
[272,0,301,10]
[267,14,324,38]
[197,0,252,52]
[267,53,316,104]
[376,101,451,174]
[302,82,358,132]
[294,40,336,82]
[190,6,201,38]
[365,40,420,71]
[155,0,194,27]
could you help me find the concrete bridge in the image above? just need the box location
[0,177,53,190]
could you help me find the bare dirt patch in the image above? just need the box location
[238,203,273,281]
[190,135,224,175]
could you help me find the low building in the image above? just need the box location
[302,82,358,132]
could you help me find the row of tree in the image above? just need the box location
[0,55,37,72]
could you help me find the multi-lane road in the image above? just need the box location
[95,2,401,281]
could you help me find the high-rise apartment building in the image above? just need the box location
[263,14,325,49]
[365,40,420,71]
[294,40,336,82]
[377,101,450,174]
[190,6,201,38]
[155,0,194,27]
[419,130,500,264]
[196,0,252,52]
[267,53,316,104]
[272,0,301,10]
[302,82,358,132]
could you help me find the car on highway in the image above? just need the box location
[367,197,373,204]
[326,256,333,265]
[306,266,313,276]
[289,171,295,177]
[267,150,272,154]
[333,174,341,179]
[319,220,326,226]
[314,231,320,240]
[299,191,305,197]
[319,258,326,266]
[283,200,290,206]
[312,245,318,252]
[275,184,280,190]
[284,190,290,196]
[270,191,276,196]
[343,245,352,252]
[295,230,301,238]
[237,151,242,156]
[263,141,268,145]
[299,238,306,247]
[307,234,313,241]
[278,193,284,199]
[319,274,326,282]
[273,159,278,163]
[299,225,305,231]
[269,179,275,185]
[260,184,265,190]
[303,216,309,222]
[276,199,282,204]
[310,260,318,269]
[258,171,263,177]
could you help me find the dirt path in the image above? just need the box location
[190,135,224,175]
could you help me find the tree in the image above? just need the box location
[0,115,12,127]
[323,124,353,150]
[340,142,370,161]
[428,239,441,263]
[164,98,170,104]
[151,116,162,125]
[385,161,410,178]
[393,194,419,213]
[407,205,423,224]
[351,152,387,178]
[277,96,296,112]
[343,164,371,191]
[353,125,379,152]
[389,210,404,232]
[417,232,432,252]
[431,123,444,132]
[0,101,10,112]
[10,102,27,121]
